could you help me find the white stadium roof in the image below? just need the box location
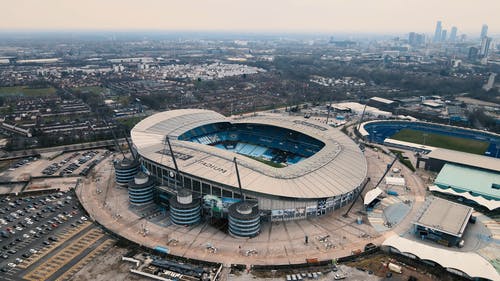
[131,109,367,199]
[383,235,499,281]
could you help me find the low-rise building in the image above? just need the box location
[414,197,473,247]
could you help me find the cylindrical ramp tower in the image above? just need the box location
[127,172,154,205]
[114,157,140,185]
[169,189,201,226]
[228,202,260,238]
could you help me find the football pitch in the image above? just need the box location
[391,128,489,155]
[0,86,57,96]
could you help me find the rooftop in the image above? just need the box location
[383,235,499,281]
[414,197,473,238]
[131,109,367,199]
[370,96,395,104]
[427,148,500,173]
[434,163,500,200]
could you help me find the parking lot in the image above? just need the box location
[41,150,107,177]
[0,149,109,183]
[0,191,114,281]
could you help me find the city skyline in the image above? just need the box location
[1,0,499,35]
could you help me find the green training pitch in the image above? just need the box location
[391,128,489,155]
[0,86,57,97]
[73,86,109,95]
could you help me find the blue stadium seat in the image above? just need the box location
[177,122,328,163]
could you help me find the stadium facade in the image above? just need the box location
[130,109,367,222]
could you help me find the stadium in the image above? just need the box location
[129,109,367,231]
[360,120,500,157]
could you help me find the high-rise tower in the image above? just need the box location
[434,21,442,43]
[441,30,447,42]
[479,36,492,58]
[449,27,457,42]
[480,24,488,38]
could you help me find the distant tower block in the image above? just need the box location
[433,21,442,43]
[114,157,140,185]
[128,172,155,205]
[169,189,201,226]
[228,202,260,238]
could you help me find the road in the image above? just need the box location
[0,139,127,161]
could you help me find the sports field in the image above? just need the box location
[391,128,489,155]
[0,86,57,96]
[73,86,109,95]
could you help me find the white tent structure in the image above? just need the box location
[364,187,383,206]
[383,235,499,281]
[385,176,405,186]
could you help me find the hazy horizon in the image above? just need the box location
[1,0,499,36]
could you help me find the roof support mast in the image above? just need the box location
[343,155,398,217]
[123,130,137,160]
[233,157,244,199]
[356,103,368,131]
[166,136,181,191]
[102,118,126,159]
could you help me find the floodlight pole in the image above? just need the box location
[326,102,331,124]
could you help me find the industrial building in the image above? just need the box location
[414,197,473,247]
[425,148,500,173]
[430,163,500,210]
[368,96,398,112]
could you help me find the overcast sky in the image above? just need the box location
[1,0,499,35]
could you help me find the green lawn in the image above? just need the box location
[391,128,489,155]
[0,86,57,96]
[117,116,144,130]
[73,86,109,95]
[389,149,416,172]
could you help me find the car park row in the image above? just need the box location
[41,150,101,176]
[0,192,88,273]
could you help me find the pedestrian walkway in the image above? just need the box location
[475,212,500,274]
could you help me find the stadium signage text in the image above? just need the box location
[197,160,228,174]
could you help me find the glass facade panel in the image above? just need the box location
[192,180,201,193]
[202,183,210,195]
[212,186,221,197]
[222,189,232,198]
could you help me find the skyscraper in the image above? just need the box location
[416,33,425,45]
[441,30,447,42]
[409,32,416,45]
[449,26,457,42]
[468,47,479,60]
[479,36,492,58]
[480,24,488,38]
[409,32,425,46]
[433,21,442,43]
